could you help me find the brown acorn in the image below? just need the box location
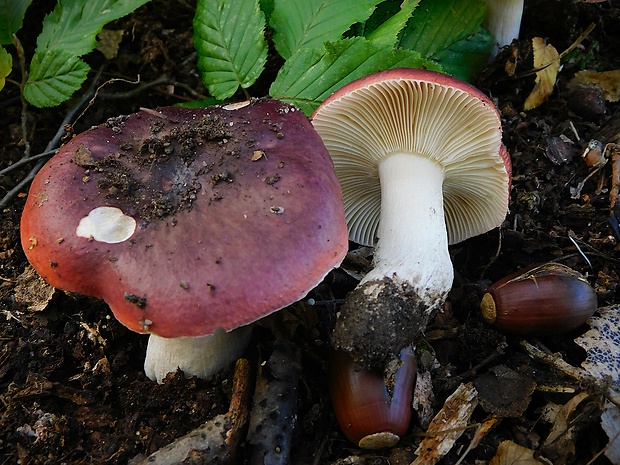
[329,347,417,449]
[480,263,598,335]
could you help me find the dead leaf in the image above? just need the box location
[600,400,620,464]
[412,383,477,465]
[97,29,124,60]
[412,369,435,429]
[14,265,56,312]
[574,305,620,392]
[540,391,599,464]
[524,38,560,110]
[570,69,620,102]
[474,365,536,417]
[489,440,551,465]
[574,305,620,463]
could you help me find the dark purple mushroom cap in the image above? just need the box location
[21,99,348,337]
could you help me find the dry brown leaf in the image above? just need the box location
[14,265,56,312]
[412,383,477,465]
[600,400,620,464]
[540,391,598,463]
[524,38,560,110]
[97,29,124,60]
[575,305,620,391]
[474,365,536,417]
[489,440,551,465]
[574,305,620,463]
[570,69,620,102]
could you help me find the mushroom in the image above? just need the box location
[482,0,525,56]
[21,99,349,383]
[312,68,511,369]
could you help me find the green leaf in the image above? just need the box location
[432,28,493,81]
[270,37,442,115]
[366,0,420,47]
[399,0,486,57]
[23,49,89,107]
[0,46,12,91]
[193,0,268,100]
[36,0,152,57]
[259,0,275,21]
[270,0,383,60]
[0,0,32,44]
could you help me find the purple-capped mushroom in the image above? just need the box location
[21,99,348,383]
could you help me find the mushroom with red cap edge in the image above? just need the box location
[21,99,349,383]
[312,68,512,371]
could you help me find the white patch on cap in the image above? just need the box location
[222,100,251,110]
[76,206,136,243]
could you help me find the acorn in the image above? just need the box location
[480,263,598,335]
[329,347,417,449]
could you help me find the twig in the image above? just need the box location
[128,358,253,465]
[13,35,31,158]
[0,81,97,209]
[518,339,620,406]
[0,150,57,178]
[98,75,207,101]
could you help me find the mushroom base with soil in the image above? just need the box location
[332,153,453,369]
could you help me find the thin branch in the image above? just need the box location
[0,150,57,178]
[0,82,97,209]
[14,35,31,158]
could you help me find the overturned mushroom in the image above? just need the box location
[312,69,511,370]
[21,99,348,383]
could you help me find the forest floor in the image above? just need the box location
[1,1,620,464]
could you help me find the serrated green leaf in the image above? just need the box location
[0,0,32,44]
[23,49,89,107]
[270,0,383,60]
[193,0,268,100]
[433,28,493,81]
[37,0,152,57]
[270,37,441,115]
[399,0,486,57]
[0,46,12,91]
[366,0,420,47]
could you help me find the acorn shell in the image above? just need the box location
[329,347,416,449]
[480,263,597,335]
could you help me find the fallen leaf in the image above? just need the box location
[540,391,599,463]
[524,38,560,110]
[97,29,124,60]
[14,265,56,312]
[574,305,620,391]
[569,69,620,102]
[489,440,551,465]
[600,400,620,464]
[474,365,536,417]
[574,305,620,463]
[412,382,477,465]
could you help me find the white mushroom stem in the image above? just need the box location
[144,327,251,384]
[330,153,454,369]
[361,153,453,300]
[483,0,524,56]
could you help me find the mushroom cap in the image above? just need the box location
[311,68,512,247]
[21,99,348,337]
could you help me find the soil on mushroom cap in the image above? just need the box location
[72,110,238,223]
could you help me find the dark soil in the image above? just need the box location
[1,1,620,464]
